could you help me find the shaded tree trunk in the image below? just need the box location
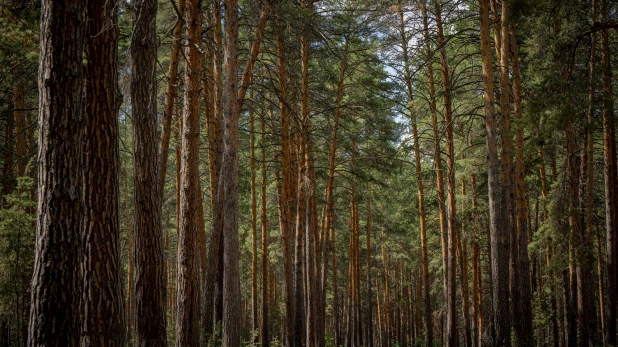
[130,0,168,344]
[222,0,241,345]
[600,0,617,344]
[175,0,202,344]
[80,0,125,344]
[28,1,86,345]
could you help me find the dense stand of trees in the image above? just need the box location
[0,0,617,346]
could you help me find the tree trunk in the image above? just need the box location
[399,8,433,346]
[158,0,184,195]
[434,1,458,345]
[275,11,296,346]
[81,0,126,345]
[601,0,617,344]
[175,0,202,343]
[250,91,259,341]
[222,0,241,345]
[366,199,374,347]
[510,26,533,347]
[478,0,509,344]
[261,110,270,347]
[421,5,449,336]
[28,1,86,345]
[130,0,168,344]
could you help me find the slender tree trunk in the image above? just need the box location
[29,1,86,345]
[250,90,259,340]
[366,199,374,347]
[400,9,432,346]
[158,0,184,194]
[275,13,296,346]
[510,26,533,347]
[81,1,125,345]
[459,178,472,347]
[600,0,617,344]
[203,0,224,337]
[421,5,449,331]
[261,110,270,347]
[434,2,458,345]
[478,0,509,344]
[175,0,202,343]
[222,0,241,345]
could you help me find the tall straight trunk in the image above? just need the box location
[28,1,86,345]
[496,2,517,346]
[125,167,135,340]
[459,178,472,347]
[366,199,374,347]
[276,13,296,346]
[130,0,168,344]
[577,3,599,344]
[299,3,318,343]
[332,221,341,347]
[471,175,482,347]
[261,111,270,347]
[434,1,458,345]
[222,0,241,345]
[421,3,449,323]
[478,0,509,344]
[601,0,617,344]
[175,0,202,343]
[81,0,125,345]
[250,92,259,340]
[203,0,225,337]
[381,224,392,347]
[158,0,184,194]
[399,9,433,346]
[510,26,533,346]
[566,125,579,347]
[294,133,306,347]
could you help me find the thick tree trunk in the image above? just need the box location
[130,0,168,344]
[29,1,86,345]
[81,1,126,345]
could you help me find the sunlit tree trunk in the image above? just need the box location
[478,0,508,344]
[434,1,458,344]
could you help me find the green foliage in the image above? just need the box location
[0,177,35,344]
